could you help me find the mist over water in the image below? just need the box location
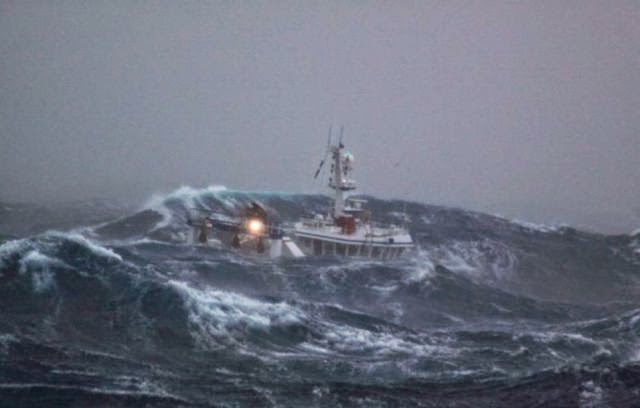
[1,186,640,406]
[1,1,639,233]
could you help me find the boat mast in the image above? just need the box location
[330,143,345,217]
[328,127,355,218]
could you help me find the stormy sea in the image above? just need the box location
[1,186,640,408]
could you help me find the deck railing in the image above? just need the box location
[296,217,409,237]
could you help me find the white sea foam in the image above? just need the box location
[509,218,561,233]
[628,310,640,327]
[18,250,59,292]
[318,323,455,360]
[0,238,30,270]
[143,185,227,231]
[48,232,122,262]
[405,249,435,283]
[514,330,599,347]
[143,194,174,230]
[1,233,122,284]
[312,259,386,292]
[0,382,182,401]
[170,280,304,346]
[170,279,453,363]
[369,284,398,293]
[420,239,518,281]
[113,375,173,398]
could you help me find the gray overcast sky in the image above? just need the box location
[1,1,638,232]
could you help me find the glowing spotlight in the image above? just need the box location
[247,218,265,236]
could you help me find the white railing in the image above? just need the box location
[297,217,408,237]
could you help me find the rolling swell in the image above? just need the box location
[1,187,640,407]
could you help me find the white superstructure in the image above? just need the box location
[291,135,414,259]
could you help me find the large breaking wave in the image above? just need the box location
[1,186,640,407]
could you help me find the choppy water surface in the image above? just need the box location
[1,187,640,407]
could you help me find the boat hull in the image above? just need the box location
[292,231,413,260]
[189,225,413,260]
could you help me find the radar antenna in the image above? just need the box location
[313,125,333,179]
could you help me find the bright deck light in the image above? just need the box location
[247,218,265,235]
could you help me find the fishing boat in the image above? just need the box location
[187,129,414,259]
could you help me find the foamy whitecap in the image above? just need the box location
[0,238,30,270]
[170,280,304,346]
[509,219,562,233]
[419,239,518,281]
[48,232,123,262]
[404,248,436,283]
[142,185,227,231]
[18,250,60,292]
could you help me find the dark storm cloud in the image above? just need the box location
[1,1,638,232]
